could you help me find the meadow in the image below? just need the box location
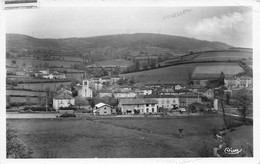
[7,116,252,158]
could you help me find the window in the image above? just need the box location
[146,104,149,107]
[104,107,106,109]
[166,100,170,104]
[162,100,165,104]
[152,108,154,112]
[137,105,139,108]
[146,108,149,113]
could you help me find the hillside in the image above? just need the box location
[6,33,232,59]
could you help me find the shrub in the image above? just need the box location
[197,142,216,157]
[60,113,76,118]
[226,118,243,129]
[7,128,33,158]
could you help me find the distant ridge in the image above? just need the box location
[6,33,232,54]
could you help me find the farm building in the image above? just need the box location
[94,103,112,115]
[53,89,75,111]
[119,98,158,114]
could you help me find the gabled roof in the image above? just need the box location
[95,102,110,108]
[54,90,74,99]
[120,98,158,105]
[179,92,199,98]
[144,95,179,99]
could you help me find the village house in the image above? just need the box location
[53,73,66,79]
[224,75,252,88]
[42,73,54,79]
[110,76,120,83]
[144,95,179,109]
[101,77,112,84]
[155,88,177,96]
[174,84,183,90]
[202,89,214,99]
[139,87,153,95]
[53,89,75,111]
[98,89,113,98]
[93,102,112,115]
[119,98,158,114]
[39,69,49,74]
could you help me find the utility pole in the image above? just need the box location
[45,96,48,112]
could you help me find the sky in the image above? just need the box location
[5,6,252,47]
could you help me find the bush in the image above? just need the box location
[211,127,219,136]
[7,128,33,158]
[197,142,216,157]
[226,118,243,129]
[23,106,47,112]
[60,113,76,118]
[59,106,77,111]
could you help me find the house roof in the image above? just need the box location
[120,98,158,105]
[95,102,110,108]
[54,90,74,99]
[179,92,199,98]
[144,95,179,99]
[99,89,112,93]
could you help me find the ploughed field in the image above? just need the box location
[7,116,251,158]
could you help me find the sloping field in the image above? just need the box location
[121,64,195,84]
[191,64,244,80]
[6,89,46,97]
[121,62,244,84]
[192,51,252,62]
[6,58,81,68]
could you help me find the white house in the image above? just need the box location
[119,99,158,114]
[53,89,75,111]
[139,87,153,95]
[174,85,183,90]
[42,73,54,79]
[39,69,49,74]
[94,103,112,115]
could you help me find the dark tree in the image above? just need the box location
[232,88,253,123]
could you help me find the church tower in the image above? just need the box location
[82,79,93,98]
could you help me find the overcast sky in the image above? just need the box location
[5,6,252,47]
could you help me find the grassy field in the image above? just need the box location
[120,62,243,84]
[6,116,252,158]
